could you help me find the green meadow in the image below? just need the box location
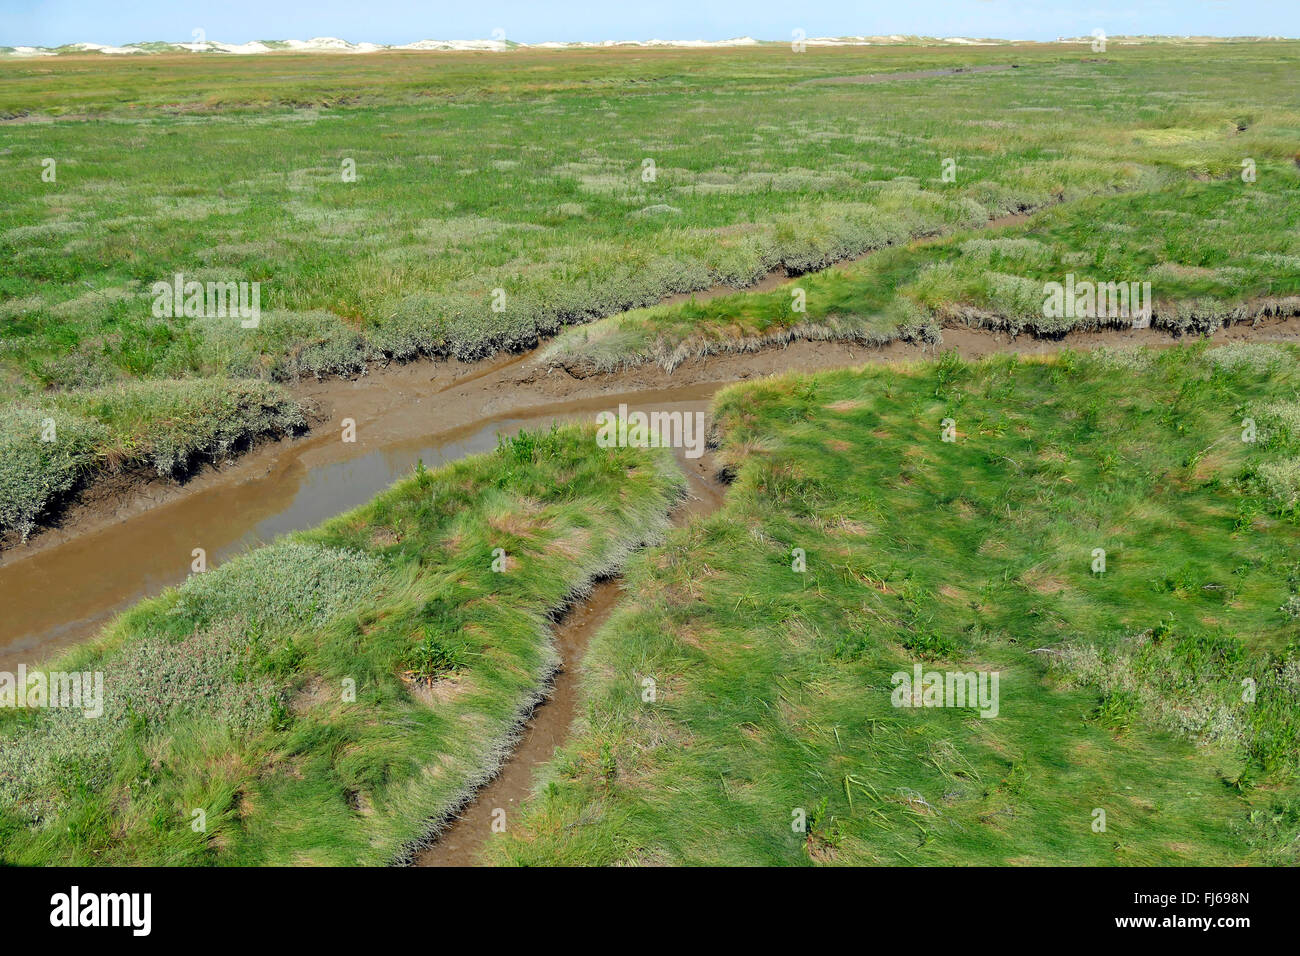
[4,42,1300,536]
[546,171,1300,372]
[3,41,1300,867]
[491,344,1300,865]
[0,426,681,864]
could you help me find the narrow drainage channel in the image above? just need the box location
[415,577,624,868]
[416,445,727,867]
[8,192,1292,666]
[6,314,1297,670]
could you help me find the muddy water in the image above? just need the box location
[7,311,1300,670]
[416,441,724,867]
[0,387,718,670]
[0,417,510,668]
[0,208,1176,668]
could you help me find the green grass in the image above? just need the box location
[488,343,1300,865]
[4,42,1299,536]
[6,40,1300,868]
[0,424,683,864]
[544,172,1300,372]
[0,377,304,539]
[0,44,1178,118]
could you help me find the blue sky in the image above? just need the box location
[3,1,1296,47]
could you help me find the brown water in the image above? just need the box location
[6,308,1300,671]
[0,416,514,667]
[0,386,719,669]
[0,252,789,668]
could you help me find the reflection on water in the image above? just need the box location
[234,420,524,555]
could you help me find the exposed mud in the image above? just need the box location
[413,576,624,868]
[6,308,1300,670]
[0,211,1039,564]
[415,439,725,867]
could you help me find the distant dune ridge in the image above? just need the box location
[3,34,1294,57]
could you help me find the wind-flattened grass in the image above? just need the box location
[4,43,1299,504]
[0,424,683,864]
[489,344,1300,865]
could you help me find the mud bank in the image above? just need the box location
[5,312,1300,670]
[1,210,1038,563]
[415,441,726,866]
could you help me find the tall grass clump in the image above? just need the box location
[0,378,304,540]
[57,378,306,475]
[165,541,386,633]
[185,311,379,381]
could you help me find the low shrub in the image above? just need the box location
[166,541,386,634]
[59,377,305,475]
[0,407,106,539]
[0,619,279,821]
[0,378,305,538]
